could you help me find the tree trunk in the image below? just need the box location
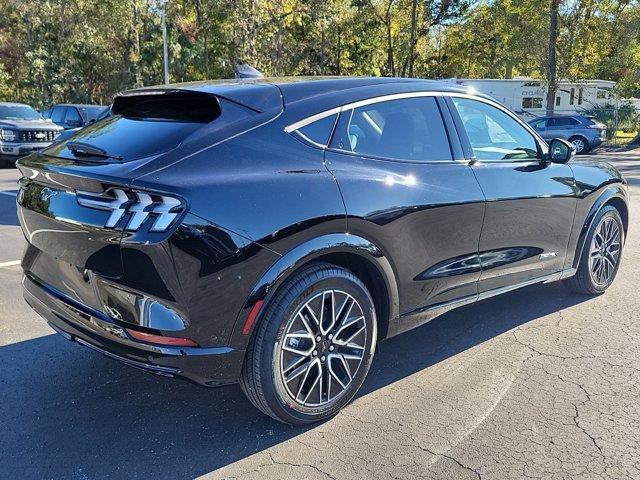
[505,60,513,79]
[131,0,142,87]
[336,25,342,75]
[194,0,209,78]
[546,0,561,115]
[406,0,418,77]
[385,16,395,76]
[320,19,326,75]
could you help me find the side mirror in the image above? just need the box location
[547,138,575,164]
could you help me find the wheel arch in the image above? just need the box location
[573,186,629,269]
[605,196,629,238]
[228,233,400,350]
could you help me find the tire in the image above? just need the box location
[569,135,590,155]
[564,205,624,295]
[240,262,377,425]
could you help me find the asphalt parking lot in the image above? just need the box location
[1,150,639,480]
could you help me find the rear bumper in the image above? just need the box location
[590,136,604,148]
[22,274,245,387]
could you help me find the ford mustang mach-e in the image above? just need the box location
[16,77,628,424]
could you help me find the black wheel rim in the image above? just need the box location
[279,289,367,407]
[589,216,621,287]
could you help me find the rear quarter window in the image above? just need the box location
[294,114,337,146]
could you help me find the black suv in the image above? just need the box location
[41,104,108,130]
[16,78,628,424]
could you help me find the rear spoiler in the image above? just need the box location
[114,82,283,115]
[112,89,221,123]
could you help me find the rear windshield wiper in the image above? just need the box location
[67,141,123,161]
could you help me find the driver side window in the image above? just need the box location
[452,97,539,161]
[64,107,82,126]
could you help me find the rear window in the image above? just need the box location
[43,92,223,162]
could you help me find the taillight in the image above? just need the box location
[76,188,185,232]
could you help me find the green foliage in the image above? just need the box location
[584,102,640,138]
[0,0,639,107]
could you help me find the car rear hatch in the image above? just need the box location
[17,84,283,313]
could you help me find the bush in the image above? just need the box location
[582,103,640,140]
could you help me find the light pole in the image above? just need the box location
[161,1,169,85]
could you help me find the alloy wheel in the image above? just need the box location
[589,216,621,286]
[279,289,367,407]
[571,138,585,153]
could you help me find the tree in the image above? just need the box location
[546,0,561,115]
[0,0,639,107]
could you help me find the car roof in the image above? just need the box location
[0,102,33,107]
[535,114,586,119]
[265,76,471,102]
[50,104,107,108]
[118,76,477,113]
[136,76,469,94]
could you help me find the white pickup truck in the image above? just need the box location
[0,102,62,167]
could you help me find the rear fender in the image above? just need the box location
[228,233,399,350]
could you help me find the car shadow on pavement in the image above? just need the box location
[0,282,590,479]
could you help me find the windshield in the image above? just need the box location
[0,105,43,121]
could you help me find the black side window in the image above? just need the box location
[530,118,547,129]
[65,107,82,125]
[296,114,337,146]
[549,117,574,127]
[51,106,66,123]
[331,96,452,161]
[451,97,538,161]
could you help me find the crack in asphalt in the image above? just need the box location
[513,327,613,474]
[422,447,482,479]
[266,451,338,480]
[572,402,605,461]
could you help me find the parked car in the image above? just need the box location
[0,102,62,167]
[53,106,111,142]
[41,104,108,130]
[16,78,628,425]
[528,114,606,154]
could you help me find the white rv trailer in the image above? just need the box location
[445,77,617,117]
